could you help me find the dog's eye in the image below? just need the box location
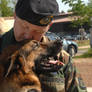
[33,42,40,49]
[34,42,39,46]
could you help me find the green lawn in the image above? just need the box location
[75,40,90,47]
[74,48,92,58]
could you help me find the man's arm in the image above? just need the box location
[0,28,17,53]
[59,51,87,92]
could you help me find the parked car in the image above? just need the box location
[45,32,78,57]
[63,35,76,40]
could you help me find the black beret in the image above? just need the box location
[15,0,59,26]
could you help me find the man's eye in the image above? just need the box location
[24,25,29,29]
[35,30,45,34]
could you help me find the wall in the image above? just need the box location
[0,17,14,35]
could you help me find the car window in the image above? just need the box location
[45,32,61,40]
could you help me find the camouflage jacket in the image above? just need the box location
[0,29,87,92]
[38,36,87,92]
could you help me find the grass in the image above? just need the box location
[74,48,92,58]
[75,40,90,47]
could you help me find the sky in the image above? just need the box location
[56,0,89,12]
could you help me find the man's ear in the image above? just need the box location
[14,12,16,19]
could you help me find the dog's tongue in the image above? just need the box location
[49,60,58,64]
[49,60,64,66]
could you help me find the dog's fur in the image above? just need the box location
[0,40,62,92]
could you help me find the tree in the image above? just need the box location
[9,0,17,11]
[62,0,92,28]
[88,0,92,48]
[0,0,13,17]
[88,0,92,25]
[88,0,92,8]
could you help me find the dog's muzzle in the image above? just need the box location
[35,40,64,73]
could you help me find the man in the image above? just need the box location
[0,0,87,92]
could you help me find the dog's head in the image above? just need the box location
[0,40,62,92]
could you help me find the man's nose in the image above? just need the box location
[27,89,41,92]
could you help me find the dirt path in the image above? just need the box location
[73,58,92,87]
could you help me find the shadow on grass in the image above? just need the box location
[74,48,92,58]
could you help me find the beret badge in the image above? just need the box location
[40,16,53,25]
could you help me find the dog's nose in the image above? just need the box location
[27,89,40,92]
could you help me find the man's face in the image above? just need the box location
[14,16,50,41]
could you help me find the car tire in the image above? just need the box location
[68,46,76,57]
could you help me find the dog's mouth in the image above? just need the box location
[35,40,64,72]
[35,55,64,72]
[40,55,62,66]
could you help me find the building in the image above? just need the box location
[49,12,89,36]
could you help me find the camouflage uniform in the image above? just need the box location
[0,29,87,92]
[37,36,87,92]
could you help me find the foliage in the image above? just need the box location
[0,0,13,17]
[62,0,92,28]
[88,0,92,8]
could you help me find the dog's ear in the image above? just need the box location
[4,50,27,78]
[40,36,50,42]
[4,51,20,77]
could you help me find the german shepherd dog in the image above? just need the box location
[0,40,62,92]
